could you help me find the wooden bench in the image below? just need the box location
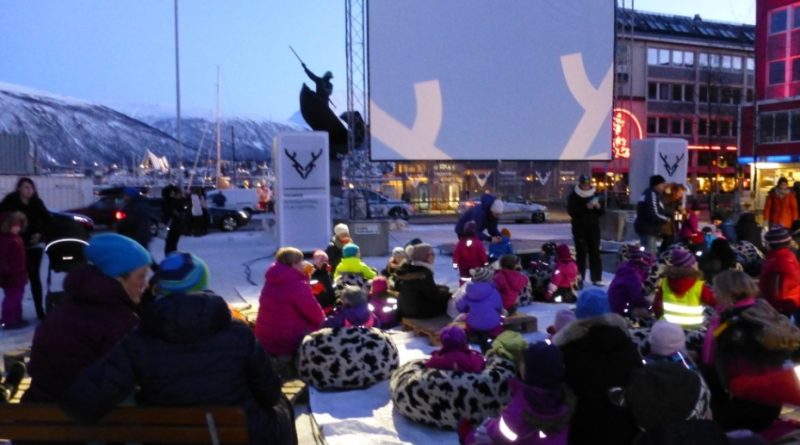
[0,405,249,444]
[402,316,453,346]
[503,313,538,333]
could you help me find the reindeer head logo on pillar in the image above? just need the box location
[284,149,323,179]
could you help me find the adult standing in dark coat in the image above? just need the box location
[567,175,604,285]
[634,175,670,255]
[0,177,51,319]
[454,193,503,241]
[22,233,151,403]
[393,243,450,319]
[161,185,188,255]
[116,187,154,250]
[60,252,297,445]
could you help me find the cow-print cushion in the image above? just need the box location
[298,327,399,390]
[517,280,533,307]
[390,356,516,429]
[628,324,708,358]
[334,272,370,296]
[731,240,764,276]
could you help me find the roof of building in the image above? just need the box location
[617,9,755,46]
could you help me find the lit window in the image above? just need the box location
[672,50,683,65]
[710,54,721,68]
[722,55,732,69]
[659,49,670,65]
[771,9,788,34]
[769,60,786,84]
[699,53,709,67]
[732,56,742,70]
[746,57,755,71]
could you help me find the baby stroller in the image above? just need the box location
[43,219,90,314]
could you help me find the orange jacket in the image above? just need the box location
[764,190,798,229]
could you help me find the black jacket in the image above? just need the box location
[0,191,50,246]
[60,291,293,445]
[567,186,604,228]
[393,262,449,319]
[635,187,670,236]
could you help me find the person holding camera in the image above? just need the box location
[659,183,686,253]
[568,174,604,286]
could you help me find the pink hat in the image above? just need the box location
[370,276,388,297]
[547,309,576,336]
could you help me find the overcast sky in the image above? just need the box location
[0,1,754,122]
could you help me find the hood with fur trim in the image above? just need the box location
[552,313,628,348]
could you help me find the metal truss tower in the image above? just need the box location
[345,0,367,155]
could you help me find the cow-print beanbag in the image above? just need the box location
[628,324,708,358]
[298,327,399,390]
[390,355,516,429]
[334,272,370,296]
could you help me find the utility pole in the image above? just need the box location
[174,0,183,186]
[215,66,222,188]
[231,126,236,186]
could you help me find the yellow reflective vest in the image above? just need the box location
[661,279,705,327]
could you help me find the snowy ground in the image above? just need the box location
[1,220,613,445]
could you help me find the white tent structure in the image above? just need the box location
[140,149,170,173]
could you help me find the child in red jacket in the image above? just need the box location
[453,220,488,282]
[425,325,485,373]
[0,212,28,329]
[493,254,529,312]
[759,226,800,317]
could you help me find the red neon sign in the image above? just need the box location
[611,108,642,159]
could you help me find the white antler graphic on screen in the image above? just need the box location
[370,80,450,159]
[560,54,613,159]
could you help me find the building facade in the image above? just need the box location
[364,10,754,214]
[740,0,800,209]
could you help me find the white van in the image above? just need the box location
[208,188,262,214]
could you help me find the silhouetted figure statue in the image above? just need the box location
[303,63,333,104]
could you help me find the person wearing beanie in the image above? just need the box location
[394,243,451,319]
[0,212,28,329]
[546,244,579,303]
[453,220,489,281]
[455,193,503,242]
[322,285,380,329]
[625,362,711,436]
[461,342,574,445]
[653,247,715,329]
[645,321,695,369]
[325,223,352,270]
[310,250,336,313]
[23,233,152,403]
[547,309,577,338]
[382,246,407,279]
[764,177,798,229]
[486,330,527,362]
[61,255,297,445]
[333,243,377,281]
[759,226,800,317]
[607,252,652,319]
[425,325,485,373]
[155,252,209,296]
[368,276,400,328]
[635,174,671,255]
[568,174,605,286]
[493,254,529,312]
[116,186,155,250]
[456,267,504,341]
[552,288,642,445]
[488,226,513,263]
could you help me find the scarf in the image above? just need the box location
[574,185,595,198]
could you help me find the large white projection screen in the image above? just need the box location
[368,0,614,161]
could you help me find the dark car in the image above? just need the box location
[67,192,160,235]
[49,210,95,232]
[147,198,250,232]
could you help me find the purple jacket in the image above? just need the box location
[322,303,380,329]
[607,261,648,316]
[0,232,27,289]
[23,265,139,403]
[477,379,571,445]
[254,262,325,356]
[456,281,503,332]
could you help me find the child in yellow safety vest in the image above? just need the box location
[653,247,715,328]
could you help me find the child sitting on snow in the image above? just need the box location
[322,285,380,329]
[368,276,399,328]
[382,246,407,280]
[546,244,579,303]
[310,249,336,314]
[453,220,488,282]
[645,320,696,370]
[493,254,529,314]
[654,247,715,329]
[488,227,514,263]
[608,249,654,319]
[425,325,485,373]
[456,267,504,340]
[334,243,377,281]
[460,341,574,445]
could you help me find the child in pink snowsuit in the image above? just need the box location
[0,212,28,329]
[453,220,488,282]
[546,244,579,303]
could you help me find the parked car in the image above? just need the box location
[50,210,95,232]
[332,189,414,219]
[456,196,548,223]
[67,190,160,235]
[147,198,250,232]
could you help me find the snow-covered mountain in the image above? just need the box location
[145,117,305,163]
[0,82,306,167]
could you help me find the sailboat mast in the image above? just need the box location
[215,65,222,188]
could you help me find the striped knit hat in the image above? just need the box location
[470,266,494,282]
[766,226,792,249]
[157,252,209,295]
[669,248,696,269]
